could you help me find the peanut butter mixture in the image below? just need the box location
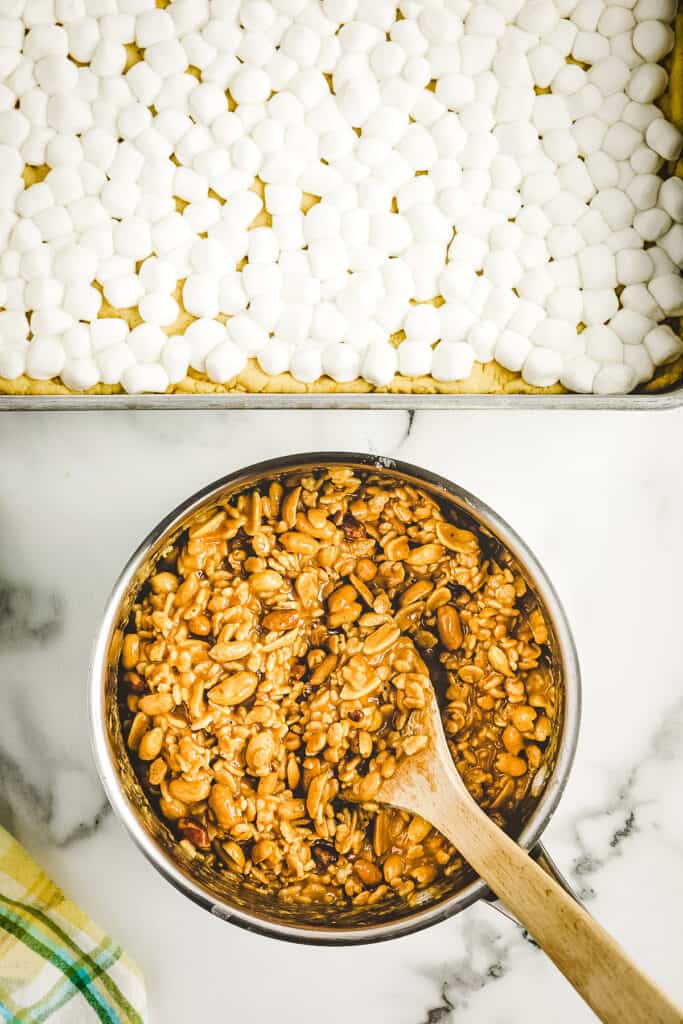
[121,466,555,906]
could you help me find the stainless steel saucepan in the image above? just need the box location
[89,453,581,944]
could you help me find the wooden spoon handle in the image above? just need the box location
[424,775,682,1024]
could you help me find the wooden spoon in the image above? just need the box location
[377,691,682,1024]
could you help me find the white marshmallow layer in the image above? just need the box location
[1,0,681,395]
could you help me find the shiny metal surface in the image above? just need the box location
[90,453,581,945]
[3,390,682,409]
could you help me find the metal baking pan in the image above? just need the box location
[1,387,682,410]
[2,18,682,412]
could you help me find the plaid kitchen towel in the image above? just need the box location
[0,826,146,1023]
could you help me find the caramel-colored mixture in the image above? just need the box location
[121,467,556,906]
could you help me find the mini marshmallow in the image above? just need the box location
[290,347,323,383]
[553,63,586,96]
[0,348,27,380]
[121,363,170,395]
[463,320,497,363]
[599,7,635,35]
[634,207,671,241]
[611,30,642,69]
[626,173,661,212]
[305,237,347,280]
[435,72,475,109]
[138,292,179,326]
[627,63,668,105]
[572,116,607,156]
[482,251,523,288]
[646,118,683,161]
[25,277,64,311]
[494,329,532,372]
[644,324,683,365]
[35,54,78,94]
[135,8,173,48]
[578,245,617,290]
[542,128,578,165]
[439,302,476,342]
[616,249,654,286]
[528,44,564,89]
[649,275,683,316]
[310,301,346,344]
[103,274,144,309]
[183,317,225,372]
[569,83,603,120]
[360,341,397,385]
[624,344,655,384]
[634,0,677,17]
[60,325,91,360]
[508,299,545,337]
[559,354,599,392]
[321,342,361,382]
[26,336,66,379]
[603,121,642,161]
[544,285,582,323]
[59,356,99,390]
[31,309,74,336]
[582,289,619,325]
[90,40,127,78]
[89,318,129,353]
[658,177,683,223]
[545,192,588,227]
[101,180,140,219]
[403,303,441,344]
[139,256,176,294]
[255,340,289,377]
[431,340,475,381]
[583,325,623,363]
[249,292,284,333]
[545,226,582,260]
[161,336,190,385]
[113,217,152,261]
[585,152,619,192]
[529,316,578,354]
[559,158,596,203]
[590,189,636,231]
[228,314,268,355]
[182,275,220,318]
[610,309,655,345]
[522,346,563,387]
[0,311,28,345]
[587,56,630,96]
[591,363,637,394]
[246,227,278,265]
[242,262,282,298]
[24,22,68,58]
[572,31,610,64]
[144,38,187,78]
[622,283,664,319]
[517,234,550,270]
[189,82,228,124]
[623,100,661,133]
[633,20,674,62]
[276,304,313,344]
[95,341,135,385]
[516,264,556,305]
[229,65,271,106]
[398,339,433,376]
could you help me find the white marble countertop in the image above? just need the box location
[1,408,682,1023]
